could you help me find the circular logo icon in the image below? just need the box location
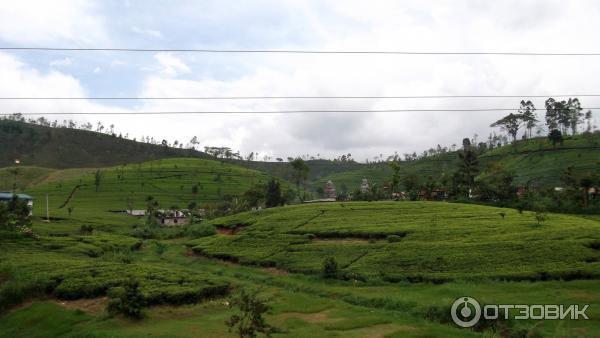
[451,296,481,328]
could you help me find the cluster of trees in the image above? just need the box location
[490,98,595,144]
[0,195,31,229]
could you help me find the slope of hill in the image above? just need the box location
[190,201,600,282]
[0,120,208,168]
[20,158,288,218]
[314,133,600,191]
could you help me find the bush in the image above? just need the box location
[387,235,402,243]
[187,224,217,238]
[107,280,145,319]
[79,225,94,235]
[321,257,338,279]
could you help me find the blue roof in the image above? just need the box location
[0,192,33,200]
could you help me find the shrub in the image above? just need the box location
[387,235,402,243]
[321,257,338,279]
[79,224,94,235]
[187,224,217,239]
[226,289,278,338]
[107,280,145,319]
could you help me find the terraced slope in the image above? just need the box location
[190,201,600,281]
[21,158,289,217]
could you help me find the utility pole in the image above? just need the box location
[12,159,20,194]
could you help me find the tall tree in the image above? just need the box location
[518,100,538,138]
[567,98,583,135]
[290,158,309,200]
[265,179,283,208]
[490,113,522,142]
[457,146,479,195]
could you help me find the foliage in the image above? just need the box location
[225,289,278,338]
[265,179,284,208]
[0,195,31,229]
[187,223,217,238]
[321,257,338,279]
[107,280,145,319]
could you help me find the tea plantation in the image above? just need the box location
[192,202,600,281]
[1,201,599,337]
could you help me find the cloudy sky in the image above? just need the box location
[1,0,600,161]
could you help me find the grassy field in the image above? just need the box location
[5,158,291,219]
[1,198,599,336]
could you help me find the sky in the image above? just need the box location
[1,0,600,162]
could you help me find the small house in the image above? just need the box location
[157,210,189,226]
[324,180,336,199]
[0,192,33,216]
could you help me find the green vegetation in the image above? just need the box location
[17,158,288,219]
[191,202,600,281]
[0,119,209,169]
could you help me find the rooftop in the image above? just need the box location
[0,192,34,200]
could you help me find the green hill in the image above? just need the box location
[314,133,600,192]
[190,201,600,282]
[0,119,209,168]
[17,158,288,218]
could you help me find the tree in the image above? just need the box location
[94,169,103,192]
[457,147,479,195]
[490,113,522,142]
[585,110,594,133]
[580,175,594,207]
[567,98,583,135]
[402,173,421,201]
[519,100,538,138]
[265,179,284,208]
[290,158,309,200]
[226,289,278,338]
[389,162,401,194]
[548,129,563,148]
[107,280,145,319]
[321,257,338,278]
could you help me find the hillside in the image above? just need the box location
[17,158,289,218]
[314,133,600,192]
[190,201,600,281]
[0,119,209,168]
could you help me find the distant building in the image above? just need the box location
[0,192,33,216]
[324,180,336,199]
[157,210,189,226]
[360,178,369,193]
[126,209,193,226]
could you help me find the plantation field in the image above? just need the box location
[314,134,600,192]
[1,201,599,337]
[13,158,289,218]
[192,202,600,281]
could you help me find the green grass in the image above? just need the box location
[18,158,290,218]
[191,201,600,281]
[2,199,599,336]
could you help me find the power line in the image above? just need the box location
[2,94,600,100]
[2,108,599,116]
[3,47,600,56]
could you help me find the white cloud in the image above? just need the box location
[92,66,101,74]
[0,0,107,45]
[3,1,600,161]
[49,57,73,67]
[153,53,191,76]
[131,26,163,38]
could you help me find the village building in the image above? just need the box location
[324,180,336,199]
[157,210,189,226]
[360,178,369,193]
[0,192,34,216]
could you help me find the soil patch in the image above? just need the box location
[52,297,108,315]
[278,310,338,323]
[216,226,244,235]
